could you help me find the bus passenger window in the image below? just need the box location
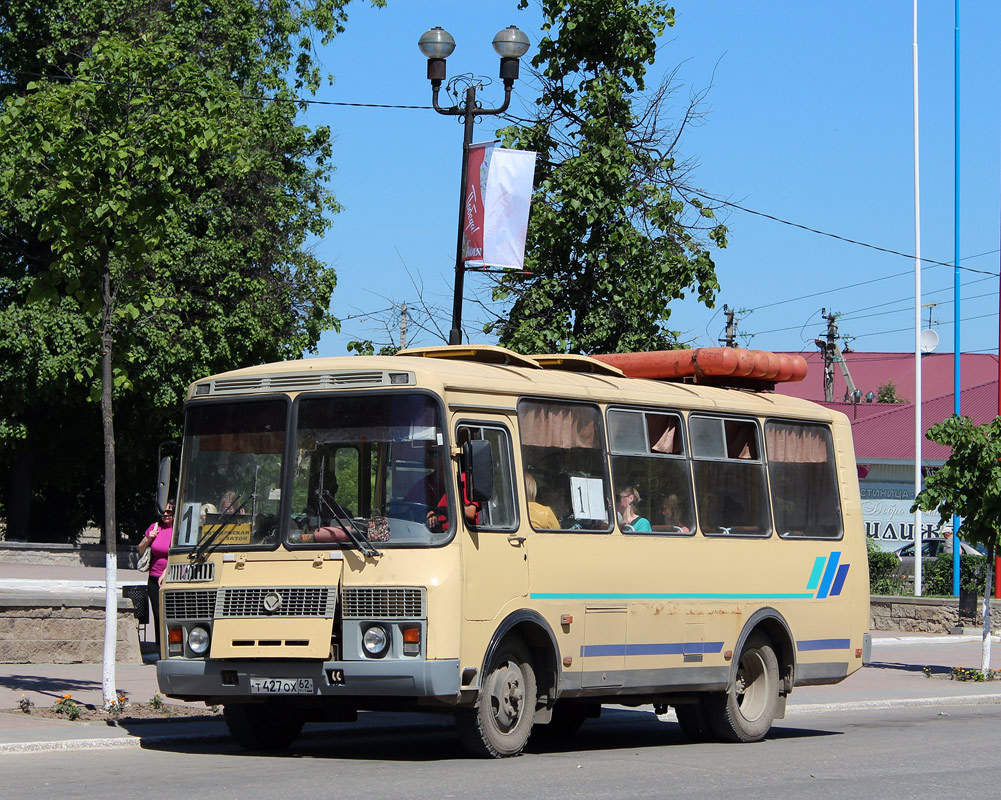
[691,415,770,536]
[607,408,694,535]
[518,400,611,531]
[766,421,842,539]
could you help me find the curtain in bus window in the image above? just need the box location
[519,402,597,448]
[724,420,758,459]
[766,422,842,538]
[648,414,681,455]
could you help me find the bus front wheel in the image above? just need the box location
[457,639,537,758]
[223,702,305,750]
[704,632,779,742]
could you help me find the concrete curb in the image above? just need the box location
[874,634,1001,645]
[0,731,232,755]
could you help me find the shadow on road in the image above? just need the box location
[866,661,950,676]
[139,705,842,761]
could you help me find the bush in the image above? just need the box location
[867,537,905,595]
[922,553,987,597]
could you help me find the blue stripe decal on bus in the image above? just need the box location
[806,556,826,591]
[830,563,850,597]
[531,592,815,600]
[815,551,842,599]
[796,638,851,652]
[580,641,725,658]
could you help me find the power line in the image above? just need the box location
[694,188,1000,277]
[6,69,432,110]
[739,248,999,314]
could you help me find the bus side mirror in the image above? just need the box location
[462,440,494,503]
[156,455,172,515]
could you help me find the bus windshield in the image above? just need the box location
[288,393,454,548]
[175,399,287,550]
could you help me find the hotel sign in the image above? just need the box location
[860,482,949,552]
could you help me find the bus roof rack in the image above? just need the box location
[396,345,542,369]
[591,348,808,390]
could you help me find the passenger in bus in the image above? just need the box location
[658,493,690,533]
[525,473,559,530]
[617,486,652,532]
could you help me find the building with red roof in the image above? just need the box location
[774,350,999,551]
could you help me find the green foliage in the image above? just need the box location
[912,415,1001,557]
[489,0,725,354]
[922,552,987,597]
[876,379,906,404]
[950,666,1001,682]
[52,694,82,720]
[866,536,905,596]
[0,0,372,539]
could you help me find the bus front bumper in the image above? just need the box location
[157,657,461,701]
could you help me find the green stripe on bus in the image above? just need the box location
[806,556,827,591]
[530,592,816,600]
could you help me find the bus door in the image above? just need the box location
[456,421,527,621]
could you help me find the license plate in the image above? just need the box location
[249,677,314,695]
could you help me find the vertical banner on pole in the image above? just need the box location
[461,142,493,263]
[483,148,537,270]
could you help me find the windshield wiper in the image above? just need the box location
[189,496,249,562]
[316,489,381,558]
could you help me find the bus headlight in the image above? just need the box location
[362,624,389,658]
[188,625,210,655]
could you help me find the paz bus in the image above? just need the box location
[154,345,870,757]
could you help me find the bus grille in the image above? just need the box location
[163,590,217,620]
[341,587,426,619]
[166,562,215,583]
[218,586,335,618]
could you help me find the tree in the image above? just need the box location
[0,0,379,706]
[0,0,377,543]
[485,0,726,355]
[877,379,907,404]
[911,414,1001,671]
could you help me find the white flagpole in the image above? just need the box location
[912,0,924,597]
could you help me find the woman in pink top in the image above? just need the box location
[138,500,174,651]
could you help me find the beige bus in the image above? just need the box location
[155,345,870,757]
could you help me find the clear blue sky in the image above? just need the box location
[304,1,1001,360]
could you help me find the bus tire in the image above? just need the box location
[223,702,305,750]
[674,700,714,742]
[456,638,537,757]
[705,632,779,742]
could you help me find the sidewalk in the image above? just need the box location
[4,562,1001,753]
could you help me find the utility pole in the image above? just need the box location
[815,310,860,403]
[815,309,837,402]
[719,305,736,348]
[399,303,408,350]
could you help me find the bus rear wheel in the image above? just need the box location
[705,632,779,743]
[223,701,305,750]
[457,639,537,758]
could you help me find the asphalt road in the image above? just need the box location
[5,702,998,800]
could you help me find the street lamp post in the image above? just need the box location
[418,25,530,345]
